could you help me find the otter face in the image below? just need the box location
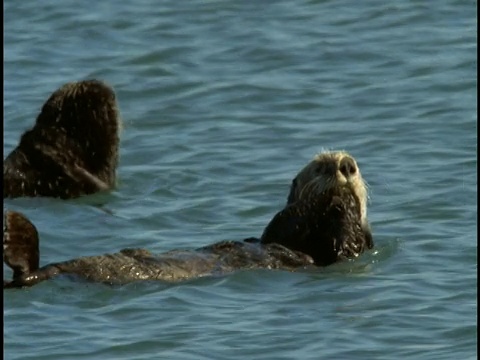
[287,151,368,226]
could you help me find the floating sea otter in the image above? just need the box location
[3,80,121,199]
[3,151,373,289]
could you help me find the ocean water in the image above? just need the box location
[3,1,476,359]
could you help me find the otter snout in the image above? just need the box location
[286,151,367,213]
[339,156,356,179]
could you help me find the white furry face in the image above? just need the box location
[287,151,368,225]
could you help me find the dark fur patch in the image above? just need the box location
[261,186,373,266]
[3,80,121,199]
[3,211,39,280]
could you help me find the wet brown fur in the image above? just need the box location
[3,80,121,199]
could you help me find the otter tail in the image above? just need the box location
[3,211,40,288]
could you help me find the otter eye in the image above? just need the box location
[339,157,356,177]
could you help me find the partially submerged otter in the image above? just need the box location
[263,151,373,265]
[3,151,373,289]
[3,80,121,199]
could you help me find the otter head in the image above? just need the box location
[260,150,373,266]
[4,80,122,198]
[286,150,368,228]
[33,80,121,181]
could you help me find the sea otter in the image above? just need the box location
[3,151,373,288]
[264,150,373,265]
[3,80,121,199]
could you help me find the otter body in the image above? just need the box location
[262,186,372,266]
[3,80,121,199]
[4,237,313,288]
[4,151,373,289]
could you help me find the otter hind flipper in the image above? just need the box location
[3,211,40,281]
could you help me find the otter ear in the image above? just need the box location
[287,178,298,205]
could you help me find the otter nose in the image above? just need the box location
[339,157,356,178]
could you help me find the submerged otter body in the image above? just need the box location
[3,80,121,199]
[3,151,373,288]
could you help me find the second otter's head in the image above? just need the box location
[286,150,368,227]
[37,80,121,176]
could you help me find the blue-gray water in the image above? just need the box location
[3,1,476,359]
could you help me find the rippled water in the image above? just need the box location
[4,1,476,359]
